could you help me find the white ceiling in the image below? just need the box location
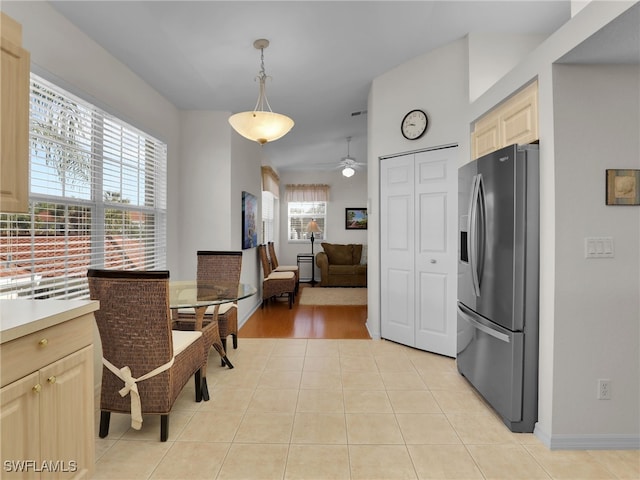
[48,1,577,171]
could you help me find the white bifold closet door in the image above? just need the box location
[380,146,458,357]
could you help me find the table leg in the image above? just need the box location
[194,305,234,372]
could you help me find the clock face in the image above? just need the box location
[401,109,428,140]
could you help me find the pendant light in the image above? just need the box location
[342,137,356,177]
[228,39,294,145]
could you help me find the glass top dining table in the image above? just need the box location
[169,280,256,381]
[169,281,256,310]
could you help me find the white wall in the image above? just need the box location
[367,1,639,448]
[276,169,368,282]
[552,64,640,441]
[468,32,546,102]
[177,113,263,320]
[368,38,470,340]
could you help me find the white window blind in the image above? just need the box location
[262,191,275,243]
[0,74,167,300]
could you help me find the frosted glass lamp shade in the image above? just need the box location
[229,111,294,145]
[342,166,355,178]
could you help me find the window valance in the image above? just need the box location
[285,184,330,202]
[261,166,280,198]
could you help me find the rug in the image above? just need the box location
[299,287,367,306]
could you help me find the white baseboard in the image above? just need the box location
[535,424,640,450]
[365,319,380,339]
[238,300,261,330]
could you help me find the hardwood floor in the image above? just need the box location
[239,284,370,339]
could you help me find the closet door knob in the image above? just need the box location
[430,259,437,264]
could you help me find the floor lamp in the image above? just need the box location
[306,220,321,254]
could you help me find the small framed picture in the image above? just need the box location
[606,169,640,205]
[345,208,367,230]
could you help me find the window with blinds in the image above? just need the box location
[0,74,167,300]
[262,191,275,243]
[286,184,328,242]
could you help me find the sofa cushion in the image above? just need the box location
[327,265,367,276]
[321,243,352,265]
[321,243,363,265]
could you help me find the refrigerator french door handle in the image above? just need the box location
[468,174,482,297]
[457,303,510,343]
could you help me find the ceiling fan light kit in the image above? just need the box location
[342,165,355,178]
[341,136,363,178]
[228,39,294,145]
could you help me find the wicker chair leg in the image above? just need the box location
[160,415,169,442]
[289,292,293,309]
[195,369,204,402]
[201,378,210,402]
[232,333,238,349]
[221,337,227,366]
[99,411,111,438]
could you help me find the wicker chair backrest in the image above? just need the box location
[258,244,272,277]
[196,251,242,284]
[87,269,173,378]
[267,242,279,269]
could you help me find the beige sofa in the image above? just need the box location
[315,243,367,287]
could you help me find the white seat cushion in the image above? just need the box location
[268,271,295,280]
[171,329,203,356]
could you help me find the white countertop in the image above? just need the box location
[0,299,99,344]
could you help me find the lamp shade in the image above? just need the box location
[228,111,294,145]
[306,220,321,234]
[342,166,355,178]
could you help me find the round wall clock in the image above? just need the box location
[401,109,428,140]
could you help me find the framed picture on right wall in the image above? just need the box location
[345,208,367,230]
[606,169,640,205]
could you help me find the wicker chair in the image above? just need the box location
[174,251,242,367]
[267,241,299,294]
[87,269,206,442]
[258,244,295,308]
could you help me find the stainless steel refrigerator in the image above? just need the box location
[457,143,539,433]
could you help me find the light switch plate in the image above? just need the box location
[585,237,614,258]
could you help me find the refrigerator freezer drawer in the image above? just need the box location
[457,303,524,425]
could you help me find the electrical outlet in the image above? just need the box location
[598,379,611,400]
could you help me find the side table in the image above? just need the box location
[297,253,316,286]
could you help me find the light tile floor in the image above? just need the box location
[93,339,640,480]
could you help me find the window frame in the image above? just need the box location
[287,201,327,243]
[0,74,167,300]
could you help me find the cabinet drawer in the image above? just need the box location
[0,314,94,387]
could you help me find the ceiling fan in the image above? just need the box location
[337,137,366,177]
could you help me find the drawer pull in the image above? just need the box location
[47,376,56,384]
[38,338,48,347]
[32,384,42,393]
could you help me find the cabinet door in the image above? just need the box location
[40,347,94,480]
[0,372,40,480]
[0,14,30,213]
[471,113,500,159]
[499,81,538,147]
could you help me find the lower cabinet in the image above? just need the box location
[1,313,95,479]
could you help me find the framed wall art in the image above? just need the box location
[606,169,640,205]
[345,208,368,230]
[242,191,258,249]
